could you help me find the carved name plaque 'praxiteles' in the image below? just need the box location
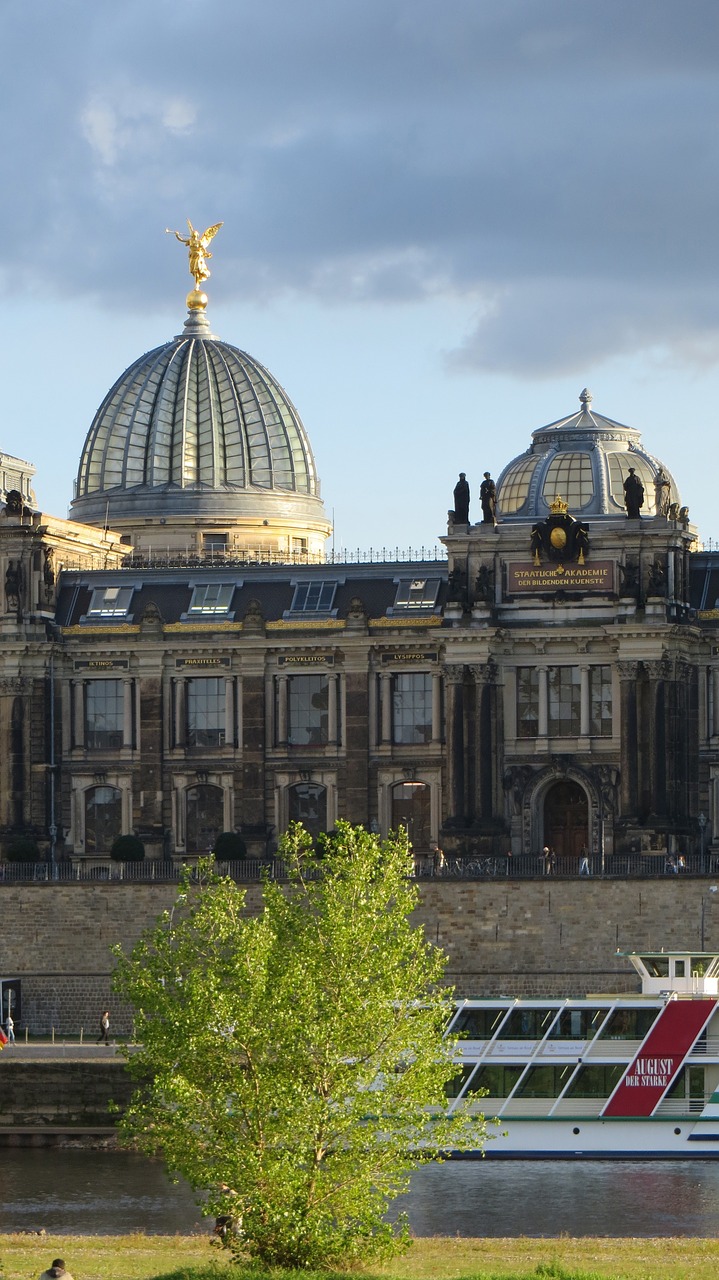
[507,560,614,595]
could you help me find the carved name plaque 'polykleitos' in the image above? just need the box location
[507,560,615,594]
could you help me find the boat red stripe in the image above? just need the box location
[602,999,716,1117]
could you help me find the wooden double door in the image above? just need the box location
[544,780,588,857]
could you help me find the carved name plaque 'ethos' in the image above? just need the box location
[507,560,614,595]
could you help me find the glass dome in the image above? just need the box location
[496,390,679,521]
[70,300,328,533]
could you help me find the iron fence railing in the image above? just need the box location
[2,852,719,884]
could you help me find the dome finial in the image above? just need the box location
[579,388,593,410]
[165,218,224,291]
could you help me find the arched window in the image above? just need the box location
[391,781,431,852]
[288,783,327,840]
[186,784,224,853]
[85,785,122,853]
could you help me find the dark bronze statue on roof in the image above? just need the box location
[480,472,497,525]
[623,467,644,519]
[453,473,470,524]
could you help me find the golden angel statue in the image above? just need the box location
[166,219,224,288]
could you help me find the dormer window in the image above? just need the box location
[290,581,338,613]
[392,578,441,611]
[86,586,134,618]
[188,583,235,615]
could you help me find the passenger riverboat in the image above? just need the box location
[447,950,719,1158]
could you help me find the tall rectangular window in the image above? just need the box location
[590,665,612,736]
[85,680,124,750]
[517,667,539,738]
[187,678,225,747]
[287,675,329,745]
[548,667,581,736]
[392,673,433,744]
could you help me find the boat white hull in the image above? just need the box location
[461,1116,719,1159]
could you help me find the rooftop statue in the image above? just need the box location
[166,219,224,288]
[623,466,644,519]
[453,472,470,524]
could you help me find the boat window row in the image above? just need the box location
[452,1005,658,1042]
[446,1062,654,1102]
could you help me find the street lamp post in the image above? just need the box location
[700,885,718,950]
[699,811,708,875]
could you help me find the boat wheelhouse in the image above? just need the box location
[446,951,719,1158]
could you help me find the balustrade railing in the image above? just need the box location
[2,852,719,884]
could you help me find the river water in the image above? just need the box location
[2,1151,719,1236]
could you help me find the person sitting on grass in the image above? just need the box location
[39,1260,73,1280]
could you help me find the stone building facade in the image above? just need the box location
[0,286,718,871]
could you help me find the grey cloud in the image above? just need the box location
[3,1,719,372]
[446,279,719,378]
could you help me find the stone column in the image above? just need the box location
[173,678,186,748]
[61,680,72,755]
[443,665,466,825]
[431,671,443,746]
[134,680,142,751]
[580,666,590,738]
[73,680,85,748]
[368,671,378,748]
[712,668,719,739]
[277,675,288,747]
[617,662,639,816]
[264,676,274,748]
[122,678,133,749]
[327,673,338,745]
[537,665,548,738]
[224,677,235,749]
[470,661,499,821]
[380,672,392,745]
[644,660,671,816]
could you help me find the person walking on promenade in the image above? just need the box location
[579,845,590,877]
[96,1009,110,1045]
[39,1261,74,1280]
[5,1011,14,1043]
[430,841,445,876]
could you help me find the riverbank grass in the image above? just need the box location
[2,1236,719,1280]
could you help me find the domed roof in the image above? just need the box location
[496,390,680,521]
[70,301,326,529]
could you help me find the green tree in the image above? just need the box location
[112,822,490,1269]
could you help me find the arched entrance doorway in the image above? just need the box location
[543,780,588,858]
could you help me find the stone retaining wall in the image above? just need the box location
[2,879,717,1032]
[0,1059,133,1129]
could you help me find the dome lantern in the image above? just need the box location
[496,391,680,522]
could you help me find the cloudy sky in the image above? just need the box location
[3,0,719,551]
